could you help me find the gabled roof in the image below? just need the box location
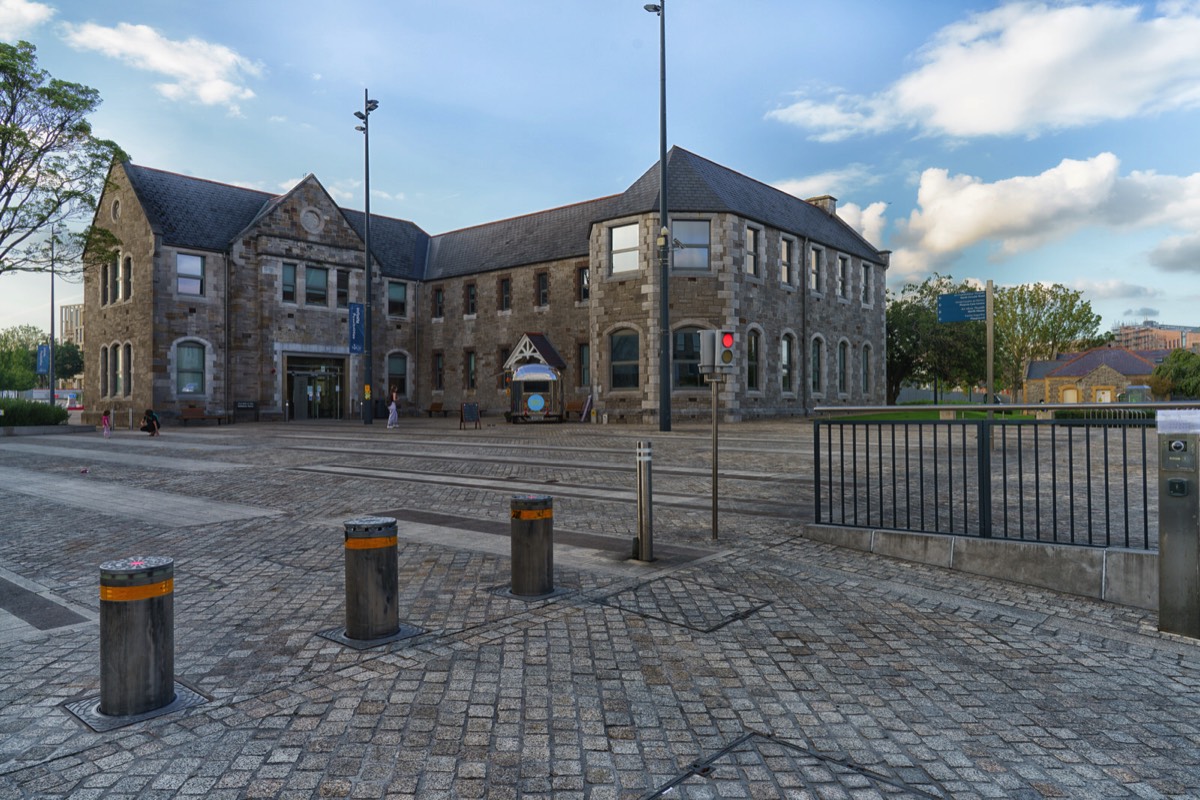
[502,333,567,371]
[608,147,885,264]
[121,163,428,279]
[1027,347,1167,379]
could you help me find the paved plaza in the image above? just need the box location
[0,418,1198,799]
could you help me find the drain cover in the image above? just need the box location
[598,577,769,633]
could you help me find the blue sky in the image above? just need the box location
[3,0,1200,335]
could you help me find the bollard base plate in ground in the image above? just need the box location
[317,623,425,651]
[489,583,574,603]
[62,681,208,732]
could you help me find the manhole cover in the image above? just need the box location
[598,577,769,633]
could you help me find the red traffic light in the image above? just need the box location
[721,332,734,348]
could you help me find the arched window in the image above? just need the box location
[837,340,849,394]
[673,327,702,388]
[100,263,109,306]
[110,343,121,397]
[388,352,408,397]
[99,346,109,396]
[810,336,824,395]
[109,255,120,302]
[122,257,132,300]
[747,330,761,391]
[781,334,795,394]
[861,344,872,395]
[610,329,640,389]
[123,343,132,397]
[176,341,206,395]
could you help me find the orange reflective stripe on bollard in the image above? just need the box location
[511,508,553,521]
[99,578,174,602]
[344,535,398,550]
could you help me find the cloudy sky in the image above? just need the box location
[2,0,1199,333]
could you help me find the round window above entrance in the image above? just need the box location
[300,208,324,234]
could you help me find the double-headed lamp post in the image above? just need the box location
[645,1,670,432]
[354,90,379,424]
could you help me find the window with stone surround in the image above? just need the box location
[810,335,825,395]
[99,346,108,396]
[610,330,639,389]
[781,237,795,285]
[464,283,477,316]
[535,272,549,307]
[282,263,297,303]
[610,223,638,274]
[122,343,132,397]
[578,342,590,388]
[109,344,120,397]
[305,266,328,306]
[809,247,823,294]
[498,277,512,311]
[576,266,590,302]
[860,264,872,306]
[388,281,407,317]
[672,327,702,388]
[672,220,709,270]
[177,253,205,296]
[861,344,872,395]
[747,329,762,391]
[110,255,120,302]
[432,351,445,391]
[781,334,796,394]
[837,256,849,299]
[336,270,349,308]
[465,350,477,390]
[388,352,408,397]
[837,340,849,394]
[745,225,760,277]
[432,286,445,318]
[122,257,132,301]
[176,341,206,395]
[100,262,109,305]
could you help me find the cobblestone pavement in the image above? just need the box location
[0,419,1197,799]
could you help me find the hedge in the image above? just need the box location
[0,398,70,426]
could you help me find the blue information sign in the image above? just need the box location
[937,292,987,323]
[349,302,365,353]
[36,344,50,375]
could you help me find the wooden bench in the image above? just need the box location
[180,406,224,425]
[425,401,449,417]
[565,399,585,419]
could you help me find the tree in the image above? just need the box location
[0,323,45,351]
[55,340,82,381]
[993,283,1101,394]
[0,346,34,390]
[886,274,986,404]
[0,41,126,280]
[1151,349,1200,399]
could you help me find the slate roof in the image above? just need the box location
[122,163,428,279]
[1026,347,1168,380]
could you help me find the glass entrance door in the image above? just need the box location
[285,357,346,420]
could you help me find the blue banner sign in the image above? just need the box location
[937,291,987,323]
[36,344,50,375]
[349,302,365,353]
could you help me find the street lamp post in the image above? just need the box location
[48,227,56,404]
[645,1,670,432]
[354,90,379,424]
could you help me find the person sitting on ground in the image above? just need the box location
[139,408,161,437]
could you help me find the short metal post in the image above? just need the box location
[635,441,655,561]
[510,495,554,597]
[343,516,399,641]
[99,556,175,716]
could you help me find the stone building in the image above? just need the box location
[1023,347,1168,403]
[82,147,888,425]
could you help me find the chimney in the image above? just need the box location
[806,195,837,215]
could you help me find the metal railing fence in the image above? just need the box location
[813,404,1175,550]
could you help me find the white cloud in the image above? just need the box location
[837,202,889,248]
[772,163,880,201]
[1072,279,1158,299]
[768,2,1200,140]
[61,22,262,114]
[0,0,52,41]
[888,153,1200,281]
[1123,306,1159,318]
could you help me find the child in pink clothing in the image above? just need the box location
[101,410,111,439]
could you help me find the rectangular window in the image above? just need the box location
[112,345,122,397]
[745,226,759,276]
[780,237,794,284]
[811,339,823,394]
[465,350,476,390]
[576,266,590,302]
[498,277,512,311]
[122,343,132,397]
[101,264,109,306]
[433,287,444,318]
[388,352,408,396]
[433,352,444,391]
[464,283,477,316]
[388,281,407,317]
[305,266,328,306]
[809,247,823,293]
[535,272,549,307]
[611,223,639,273]
[122,257,131,301]
[177,253,205,296]
[781,336,794,393]
[672,220,710,270]
[336,270,349,308]
[578,343,590,388]
[110,255,120,302]
[837,256,849,299]
[282,263,297,303]
[861,264,872,305]
[177,342,205,394]
[610,331,640,389]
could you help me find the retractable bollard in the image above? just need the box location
[99,556,175,717]
[511,495,554,597]
[634,441,655,561]
[1158,411,1200,638]
[344,516,399,641]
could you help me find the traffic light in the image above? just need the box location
[717,330,735,368]
[701,329,736,371]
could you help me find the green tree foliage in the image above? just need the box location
[885,274,986,404]
[0,346,35,390]
[0,325,80,388]
[54,340,82,381]
[993,283,1101,394]
[0,41,126,280]
[1150,349,1200,399]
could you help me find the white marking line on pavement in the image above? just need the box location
[294,464,712,510]
[0,442,250,472]
[0,465,280,525]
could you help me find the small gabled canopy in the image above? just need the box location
[503,332,567,372]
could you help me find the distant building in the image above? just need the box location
[1112,321,1200,351]
[1023,347,1169,403]
[82,147,889,424]
[59,303,83,348]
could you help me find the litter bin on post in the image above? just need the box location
[343,516,399,641]
[99,556,175,716]
[510,494,554,597]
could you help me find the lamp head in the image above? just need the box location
[354,111,366,121]
[355,125,365,132]
[366,99,379,111]
[644,3,662,13]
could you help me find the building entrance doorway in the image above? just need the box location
[286,356,345,420]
